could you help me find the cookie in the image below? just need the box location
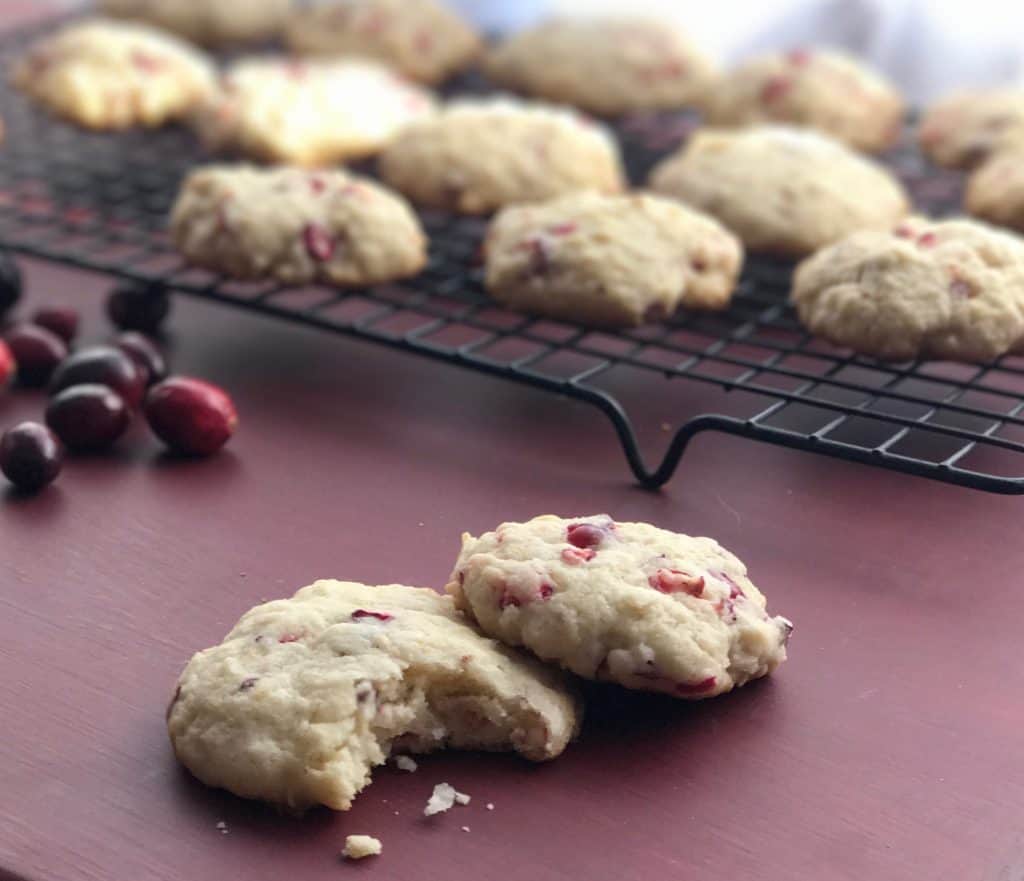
[966,151,1024,232]
[484,191,743,326]
[12,18,216,130]
[194,57,436,166]
[170,165,428,286]
[378,97,626,214]
[483,18,717,116]
[919,90,1024,169]
[791,217,1024,362]
[705,48,903,153]
[285,0,480,86]
[167,580,582,811]
[99,0,290,46]
[648,126,909,257]
[446,515,792,699]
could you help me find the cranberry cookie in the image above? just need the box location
[649,126,909,257]
[99,0,290,47]
[168,580,582,811]
[484,191,743,326]
[286,0,481,85]
[966,150,1024,232]
[483,18,717,116]
[791,217,1024,362]
[12,19,215,130]
[919,90,1024,169]
[170,165,428,286]
[706,48,903,153]
[447,515,792,699]
[195,57,436,166]
[378,97,625,214]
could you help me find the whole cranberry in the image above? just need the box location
[106,282,171,333]
[0,252,22,316]
[32,306,79,343]
[144,377,237,456]
[49,345,145,408]
[4,324,68,388]
[46,384,130,451]
[114,332,167,385]
[0,339,14,388]
[0,422,63,491]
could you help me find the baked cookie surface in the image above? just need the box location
[194,57,436,166]
[99,0,290,46]
[791,217,1024,362]
[966,150,1024,232]
[378,97,625,214]
[648,126,909,256]
[286,0,480,85]
[168,580,582,811]
[705,48,903,153]
[919,90,1024,169]
[170,165,428,286]
[12,18,216,130]
[447,515,792,699]
[484,191,743,326]
[483,17,717,116]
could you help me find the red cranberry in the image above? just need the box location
[46,384,130,451]
[49,345,145,408]
[114,332,167,385]
[0,340,14,388]
[760,75,791,104]
[567,522,607,549]
[106,282,171,333]
[31,306,79,343]
[351,609,394,622]
[0,422,63,491]
[144,376,237,456]
[278,633,301,643]
[303,223,335,261]
[4,324,68,388]
[649,568,705,597]
[0,252,22,316]
[676,676,717,696]
[561,547,595,565]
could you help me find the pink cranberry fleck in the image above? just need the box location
[917,231,937,249]
[649,568,705,597]
[539,583,554,600]
[786,48,812,66]
[676,676,716,695]
[561,547,596,565]
[760,75,792,104]
[278,633,301,643]
[352,609,394,622]
[131,50,164,73]
[567,522,608,549]
[893,223,913,239]
[548,222,578,236]
[308,175,327,195]
[498,587,520,610]
[303,223,334,262]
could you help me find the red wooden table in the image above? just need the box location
[1,5,1022,880]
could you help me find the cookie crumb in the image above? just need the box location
[486,803,494,811]
[423,782,471,816]
[215,820,229,835]
[394,755,418,772]
[342,835,382,860]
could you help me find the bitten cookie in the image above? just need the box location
[919,90,1024,169]
[791,217,1024,362]
[446,515,792,699]
[194,57,436,166]
[705,48,903,154]
[12,18,216,130]
[378,97,625,214]
[168,580,582,811]
[483,18,717,116]
[484,191,743,326]
[285,0,481,85]
[649,126,909,257]
[99,0,290,46]
[966,151,1024,233]
[170,165,428,286]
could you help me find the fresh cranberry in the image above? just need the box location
[46,384,130,451]
[303,223,335,261]
[676,676,717,695]
[0,252,22,316]
[31,306,79,343]
[115,332,167,385]
[649,568,705,597]
[144,376,237,456]
[0,340,14,388]
[561,547,595,565]
[50,345,146,408]
[567,522,607,549]
[106,282,171,333]
[0,422,63,491]
[352,609,394,622]
[4,324,67,388]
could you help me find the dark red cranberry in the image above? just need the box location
[0,252,22,316]
[46,384,130,451]
[0,340,14,388]
[49,345,145,408]
[567,522,606,549]
[106,282,171,333]
[0,422,63,491]
[31,306,79,343]
[144,376,237,456]
[351,609,394,622]
[4,324,68,388]
[114,332,167,385]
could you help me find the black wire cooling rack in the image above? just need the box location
[2,15,1024,492]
